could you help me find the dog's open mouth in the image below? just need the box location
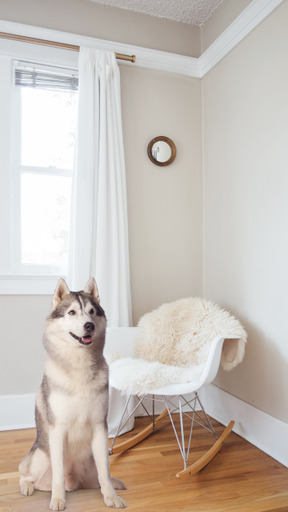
[70,332,93,345]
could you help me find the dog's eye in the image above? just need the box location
[89,308,94,315]
[68,310,76,316]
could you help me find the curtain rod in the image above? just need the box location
[0,31,136,63]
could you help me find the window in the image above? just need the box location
[0,54,78,293]
[13,62,78,275]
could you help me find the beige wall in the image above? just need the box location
[201,0,252,51]
[1,0,287,432]
[0,65,202,396]
[0,0,256,57]
[202,1,288,423]
[0,0,201,57]
[0,295,49,395]
[120,66,202,323]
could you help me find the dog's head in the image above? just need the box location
[46,277,106,349]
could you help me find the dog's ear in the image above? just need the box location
[52,278,70,309]
[84,277,100,303]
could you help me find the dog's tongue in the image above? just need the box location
[82,335,92,344]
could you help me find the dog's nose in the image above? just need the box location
[84,322,95,333]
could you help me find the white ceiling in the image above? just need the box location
[88,0,224,26]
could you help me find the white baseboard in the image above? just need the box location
[0,393,36,431]
[1,388,287,469]
[200,383,288,468]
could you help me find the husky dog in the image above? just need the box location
[19,278,126,510]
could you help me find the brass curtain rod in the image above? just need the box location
[0,31,136,63]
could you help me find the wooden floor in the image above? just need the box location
[1,414,288,512]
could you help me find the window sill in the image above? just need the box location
[0,276,62,295]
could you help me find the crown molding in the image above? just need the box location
[134,47,201,77]
[198,0,284,77]
[0,19,201,76]
[0,0,284,78]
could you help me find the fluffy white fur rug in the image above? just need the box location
[110,357,205,395]
[109,297,247,395]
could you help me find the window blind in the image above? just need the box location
[14,61,78,91]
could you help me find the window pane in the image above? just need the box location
[20,88,78,169]
[21,173,71,271]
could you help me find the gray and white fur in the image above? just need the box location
[19,277,126,510]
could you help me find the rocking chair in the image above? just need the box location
[106,298,247,477]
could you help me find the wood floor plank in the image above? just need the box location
[0,414,288,512]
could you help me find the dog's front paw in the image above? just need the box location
[50,496,66,511]
[104,493,127,509]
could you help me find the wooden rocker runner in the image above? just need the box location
[107,299,247,477]
[109,390,235,478]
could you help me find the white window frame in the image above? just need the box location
[12,65,77,277]
[0,37,78,294]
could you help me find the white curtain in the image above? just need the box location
[68,47,134,435]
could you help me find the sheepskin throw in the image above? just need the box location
[109,298,247,395]
[135,297,247,371]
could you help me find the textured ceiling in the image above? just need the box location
[88,0,224,26]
